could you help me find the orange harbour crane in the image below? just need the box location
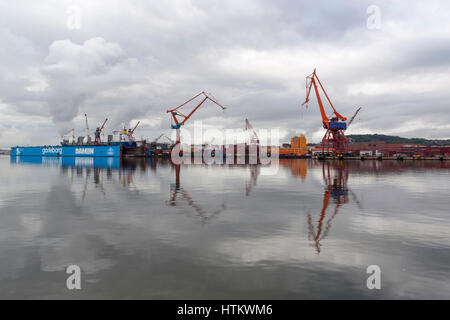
[302,69,348,156]
[166,92,226,148]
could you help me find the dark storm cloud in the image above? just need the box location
[0,0,450,147]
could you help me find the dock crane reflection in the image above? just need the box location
[245,164,260,197]
[308,161,350,254]
[168,164,226,224]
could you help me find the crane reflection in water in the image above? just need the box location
[167,163,226,224]
[308,161,354,254]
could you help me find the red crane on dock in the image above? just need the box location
[302,69,348,156]
[166,92,226,148]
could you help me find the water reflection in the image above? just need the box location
[245,164,260,196]
[279,159,308,180]
[168,164,227,224]
[4,156,450,299]
[308,161,349,254]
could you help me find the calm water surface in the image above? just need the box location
[0,155,449,299]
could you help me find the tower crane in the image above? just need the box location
[245,118,260,144]
[94,118,108,145]
[166,91,226,148]
[302,69,349,156]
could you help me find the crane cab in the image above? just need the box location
[328,121,347,130]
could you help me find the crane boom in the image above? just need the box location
[347,107,362,128]
[153,133,164,143]
[152,133,174,145]
[245,118,259,144]
[302,69,346,129]
[131,121,140,134]
[163,135,174,144]
[166,92,227,147]
[99,118,108,132]
[167,91,226,129]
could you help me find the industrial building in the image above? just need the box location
[279,134,308,157]
[309,141,450,158]
[348,141,450,158]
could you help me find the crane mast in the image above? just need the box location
[83,114,90,144]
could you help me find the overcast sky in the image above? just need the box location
[1,0,449,147]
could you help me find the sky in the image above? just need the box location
[0,0,449,148]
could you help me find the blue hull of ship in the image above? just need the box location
[10,145,122,157]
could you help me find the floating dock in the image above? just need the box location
[10,145,122,157]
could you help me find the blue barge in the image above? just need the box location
[10,145,122,157]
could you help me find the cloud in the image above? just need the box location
[1,0,450,147]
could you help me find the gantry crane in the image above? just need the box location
[166,92,226,148]
[94,118,108,145]
[302,69,348,156]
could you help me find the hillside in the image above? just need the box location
[347,134,450,146]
